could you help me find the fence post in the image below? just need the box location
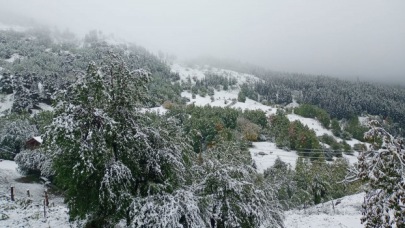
[10,186,14,201]
[45,189,49,207]
[44,199,46,218]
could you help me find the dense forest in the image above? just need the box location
[187,57,405,137]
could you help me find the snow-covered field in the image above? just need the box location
[285,192,365,228]
[0,160,72,227]
[250,142,299,172]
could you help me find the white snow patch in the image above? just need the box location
[4,53,24,63]
[38,82,43,93]
[140,106,167,114]
[0,94,14,116]
[249,142,299,172]
[33,136,43,144]
[285,192,365,228]
[285,99,299,109]
[181,90,277,116]
[341,152,360,165]
[358,116,369,126]
[171,63,263,86]
[0,160,18,171]
[287,114,336,138]
[37,103,54,111]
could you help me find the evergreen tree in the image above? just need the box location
[44,53,195,226]
[346,120,405,227]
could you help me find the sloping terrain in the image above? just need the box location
[285,193,365,228]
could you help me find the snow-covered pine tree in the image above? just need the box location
[0,72,13,94]
[293,157,313,209]
[44,53,197,227]
[195,130,284,228]
[264,156,298,210]
[354,120,405,227]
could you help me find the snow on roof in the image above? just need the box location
[33,136,43,144]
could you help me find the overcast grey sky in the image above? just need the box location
[1,0,404,82]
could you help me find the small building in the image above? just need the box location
[25,136,42,150]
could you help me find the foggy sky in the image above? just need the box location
[1,0,404,83]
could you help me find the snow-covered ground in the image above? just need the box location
[0,160,72,227]
[4,53,24,63]
[285,192,365,228]
[250,142,299,172]
[0,94,14,116]
[181,90,277,115]
[36,103,54,112]
[287,114,336,138]
[171,63,263,87]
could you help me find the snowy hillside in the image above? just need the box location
[250,142,299,171]
[285,192,365,228]
[169,64,366,171]
[171,63,263,86]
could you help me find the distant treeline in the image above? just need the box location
[187,57,405,136]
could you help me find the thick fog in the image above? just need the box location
[1,0,404,83]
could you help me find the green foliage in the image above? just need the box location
[196,132,284,227]
[147,73,185,107]
[173,105,240,153]
[351,121,405,227]
[240,83,258,101]
[344,114,368,141]
[243,109,268,129]
[0,111,38,157]
[318,134,335,145]
[238,91,246,102]
[45,55,195,226]
[264,157,297,210]
[331,118,341,136]
[265,156,358,210]
[31,111,53,135]
[295,104,331,129]
[270,110,321,159]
